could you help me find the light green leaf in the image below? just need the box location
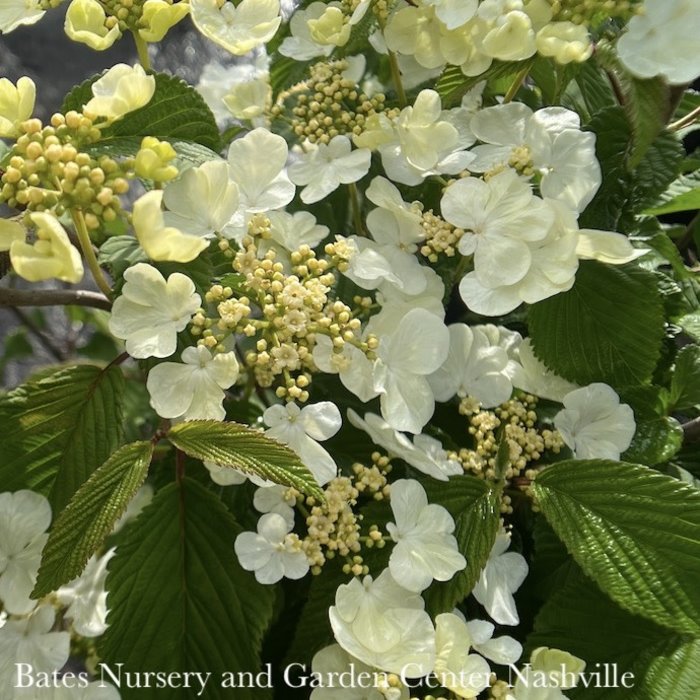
[528,261,665,388]
[669,345,700,411]
[532,460,700,634]
[422,475,501,616]
[622,417,684,465]
[98,479,276,700]
[33,441,154,598]
[0,364,124,512]
[167,420,324,500]
[644,171,700,216]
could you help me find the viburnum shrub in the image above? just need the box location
[1,1,700,699]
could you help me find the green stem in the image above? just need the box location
[387,50,407,108]
[71,209,113,299]
[348,182,366,237]
[504,65,530,103]
[132,31,152,71]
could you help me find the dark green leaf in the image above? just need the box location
[528,261,665,388]
[669,345,700,411]
[33,442,154,597]
[622,417,684,465]
[533,459,700,634]
[0,364,124,512]
[167,420,324,500]
[644,170,700,216]
[99,479,276,700]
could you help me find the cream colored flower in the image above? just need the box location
[0,0,44,34]
[10,212,83,284]
[64,0,121,51]
[536,22,592,64]
[190,0,281,56]
[0,219,25,251]
[307,5,350,47]
[0,76,35,138]
[138,0,189,42]
[133,190,210,263]
[83,63,156,121]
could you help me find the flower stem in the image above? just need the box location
[387,50,407,108]
[71,209,113,299]
[348,182,366,237]
[132,31,152,71]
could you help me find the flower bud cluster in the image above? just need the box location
[1,113,131,230]
[419,209,465,262]
[273,59,388,145]
[548,0,641,25]
[456,393,564,502]
[192,234,372,401]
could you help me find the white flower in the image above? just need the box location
[146,346,239,421]
[472,528,528,626]
[386,479,465,593]
[433,613,492,699]
[133,190,210,263]
[9,212,83,284]
[226,128,295,238]
[329,569,436,677]
[476,0,536,62]
[234,513,309,584]
[310,644,410,700]
[108,263,201,359]
[536,21,593,64]
[83,63,155,121]
[64,0,122,51]
[554,383,636,460]
[0,0,44,33]
[0,490,50,615]
[575,228,647,265]
[203,460,249,487]
[423,0,478,30]
[468,103,601,213]
[312,335,378,403]
[466,618,522,666]
[507,338,578,403]
[457,199,579,316]
[190,0,281,55]
[365,176,425,252]
[163,160,240,238]
[253,484,296,530]
[442,170,554,290]
[56,548,115,638]
[0,76,35,137]
[429,324,513,407]
[507,647,586,700]
[617,0,700,85]
[0,605,70,699]
[348,410,463,482]
[263,402,341,486]
[263,210,329,256]
[372,308,450,434]
[0,219,25,251]
[223,76,271,125]
[279,2,335,60]
[288,136,371,204]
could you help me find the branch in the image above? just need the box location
[682,417,700,443]
[0,287,112,311]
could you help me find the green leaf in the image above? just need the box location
[0,364,125,512]
[644,171,700,216]
[167,420,324,500]
[622,417,684,465]
[631,130,685,209]
[528,261,665,388]
[669,345,700,411]
[98,235,147,279]
[622,76,670,169]
[99,479,275,700]
[680,312,700,343]
[436,59,534,108]
[64,72,221,151]
[532,459,700,634]
[33,441,154,597]
[528,570,700,699]
[573,60,615,118]
[422,475,501,616]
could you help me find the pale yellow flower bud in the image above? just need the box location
[134,136,178,182]
[64,0,122,51]
[83,64,156,122]
[536,22,593,64]
[0,76,36,138]
[138,0,190,43]
[307,6,350,46]
[10,212,84,284]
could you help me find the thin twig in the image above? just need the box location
[0,287,112,310]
